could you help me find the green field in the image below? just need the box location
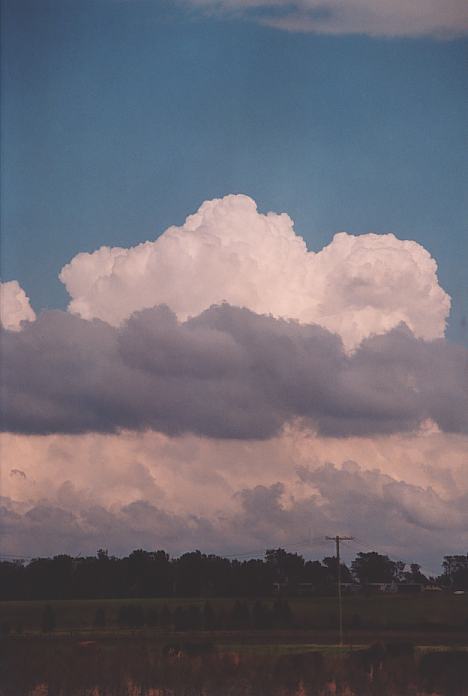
[2,593,468,640]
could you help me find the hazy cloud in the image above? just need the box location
[183,0,468,38]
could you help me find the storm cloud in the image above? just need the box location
[2,303,467,439]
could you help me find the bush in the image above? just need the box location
[93,607,106,628]
[229,600,250,630]
[203,601,216,630]
[173,605,202,631]
[41,604,56,633]
[272,599,293,628]
[160,603,172,628]
[146,607,159,627]
[117,604,144,628]
[252,600,272,630]
[0,621,11,637]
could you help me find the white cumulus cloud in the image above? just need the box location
[0,281,36,331]
[59,194,450,351]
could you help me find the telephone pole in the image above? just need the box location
[326,535,354,647]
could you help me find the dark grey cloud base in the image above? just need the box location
[2,304,467,439]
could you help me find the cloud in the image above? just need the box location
[1,304,467,438]
[182,0,468,38]
[0,281,36,331]
[2,428,468,570]
[59,195,450,352]
[2,195,465,568]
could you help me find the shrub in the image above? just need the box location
[41,604,56,633]
[93,607,106,628]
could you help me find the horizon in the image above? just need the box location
[1,0,467,574]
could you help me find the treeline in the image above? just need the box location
[0,548,466,601]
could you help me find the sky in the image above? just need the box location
[0,0,467,573]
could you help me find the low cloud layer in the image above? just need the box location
[2,303,467,438]
[183,0,468,38]
[60,195,450,352]
[2,428,468,570]
[0,281,36,331]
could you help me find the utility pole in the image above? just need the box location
[326,535,354,647]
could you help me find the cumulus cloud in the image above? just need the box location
[2,427,468,570]
[1,304,467,438]
[59,195,450,352]
[0,281,36,331]
[2,195,465,568]
[183,0,468,38]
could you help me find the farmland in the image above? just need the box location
[2,592,467,639]
[2,593,468,694]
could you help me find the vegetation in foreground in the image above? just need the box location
[2,548,467,694]
[1,636,468,696]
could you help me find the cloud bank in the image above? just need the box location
[183,0,468,38]
[2,428,468,570]
[0,281,36,331]
[2,304,467,438]
[60,195,450,352]
[2,194,466,566]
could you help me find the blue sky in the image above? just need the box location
[1,0,467,343]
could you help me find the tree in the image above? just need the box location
[302,560,333,593]
[442,555,468,590]
[351,552,399,584]
[322,556,353,583]
[404,563,428,585]
[265,549,304,587]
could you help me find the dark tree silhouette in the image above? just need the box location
[351,552,399,584]
[0,547,449,601]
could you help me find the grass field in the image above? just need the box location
[1,592,467,638]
